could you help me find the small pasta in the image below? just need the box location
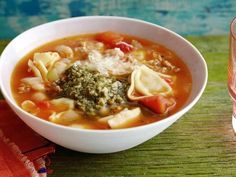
[55,45,74,58]
[21,100,39,115]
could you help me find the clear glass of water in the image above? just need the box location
[228,17,236,131]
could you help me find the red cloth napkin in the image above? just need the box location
[0,100,55,177]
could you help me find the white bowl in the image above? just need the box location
[0,16,207,153]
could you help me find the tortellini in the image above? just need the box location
[128,65,173,100]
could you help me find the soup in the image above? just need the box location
[11,32,192,130]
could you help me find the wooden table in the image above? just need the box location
[1,1,236,176]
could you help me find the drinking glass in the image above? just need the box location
[228,17,236,131]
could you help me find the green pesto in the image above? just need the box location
[57,64,129,116]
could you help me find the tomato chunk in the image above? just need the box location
[36,100,51,110]
[114,42,133,53]
[96,31,124,46]
[139,95,175,114]
[96,32,133,53]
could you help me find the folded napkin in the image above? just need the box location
[0,100,55,177]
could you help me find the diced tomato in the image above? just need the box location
[139,95,175,114]
[96,32,133,53]
[96,31,124,46]
[114,42,133,53]
[36,100,51,110]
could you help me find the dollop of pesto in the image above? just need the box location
[56,64,129,116]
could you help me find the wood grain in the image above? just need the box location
[1,36,236,177]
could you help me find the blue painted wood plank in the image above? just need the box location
[0,0,235,37]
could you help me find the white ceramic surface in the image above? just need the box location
[0,16,208,153]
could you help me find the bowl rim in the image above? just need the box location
[0,16,208,133]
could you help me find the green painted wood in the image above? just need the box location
[0,36,235,177]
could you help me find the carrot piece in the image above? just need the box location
[36,100,51,110]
